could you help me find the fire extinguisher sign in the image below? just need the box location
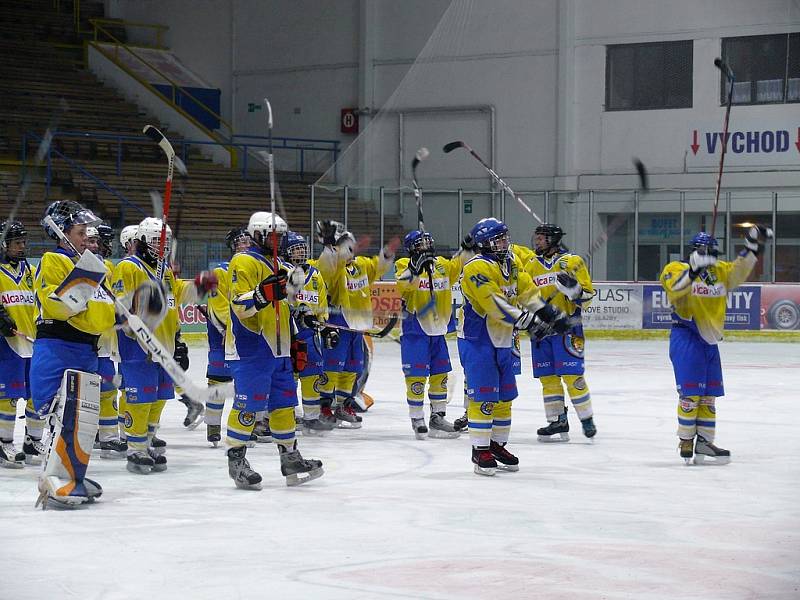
[341,108,358,134]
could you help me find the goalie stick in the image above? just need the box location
[711,58,735,237]
[43,215,231,405]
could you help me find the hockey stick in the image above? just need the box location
[263,98,283,355]
[443,140,544,223]
[711,58,735,237]
[42,215,231,405]
[143,125,176,281]
[410,147,429,231]
[309,315,399,338]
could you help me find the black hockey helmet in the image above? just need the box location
[1,220,26,245]
[225,226,251,252]
[96,222,114,257]
[533,223,564,256]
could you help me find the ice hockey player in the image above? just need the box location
[119,225,138,257]
[225,211,323,488]
[315,220,396,428]
[30,201,115,508]
[660,226,772,465]
[523,223,596,442]
[111,217,216,474]
[85,224,127,459]
[202,226,251,446]
[0,220,42,468]
[115,224,138,438]
[460,217,569,475]
[282,230,337,435]
[395,229,463,439]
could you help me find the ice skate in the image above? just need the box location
[302,417,334,436]
[279,444,324,487]
[227,446,262,490]
[411,418,428,440]
[581,416,597,439]
[429,412,460,439]
[147,446,167,472]
[678,438,694,465]
[537,412,570,443]
[150,436,167,456]
[694,436,731,465]
[126,450,155,474]
[23,435,46,466]
[94,437,127,460]
[253,420,273,443]
[207,424,221,447]
[179,396,205,430]
[471,446,497,476]
[319,405,336,427]
[334,403,362,429]
[84,477,103,503]
[453,411,468,432]
[489,440,519,471]
[36,477,89,510]
[0,440,24,469]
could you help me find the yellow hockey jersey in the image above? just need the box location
[111,256,191,359]
[227,249,294,358]
[98,258,117,359]
[660,252,756,345]
[459,254,541,348]
[395,254,463,336]
[316,246,392,330]
[290,259,328,321]
[0,259,35,358]
[35,249,116,337]
[523,251,594,317]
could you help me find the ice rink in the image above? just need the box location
[2,339,799,600]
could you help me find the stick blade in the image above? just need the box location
[442,141,464,154]
[714,57,734,80]
[142,124,164,143]
[263,98,273,129]
[633,158,649,191]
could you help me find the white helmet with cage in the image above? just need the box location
[136,217,172,258]
[248,211,287,251]
[120,225,138,250]
[86,226,99,239]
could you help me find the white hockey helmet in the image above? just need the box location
[120,225,138,249]
[248,211,287,250]
[86,226,99,239]
[136,217,172,257]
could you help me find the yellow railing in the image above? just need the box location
[90,18,169,49]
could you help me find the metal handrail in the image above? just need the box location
[89,18,169,48]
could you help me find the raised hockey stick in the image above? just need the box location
[711,58,735,237]
[410,147,429,231]
[264,98,283,355]
[43,215,231,405]
[143,125,176,280]
[443,140,544,224]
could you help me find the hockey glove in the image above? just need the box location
[130,280,167,331]
[743,224,773,257]
[529,303,570,340]
[555,271,582,300]
[688,250,717,279]
[320,326,340,349]
[291,338,308,373]
[0,304,16,337]
[316,220,344,246]
[514,310,535,330]
[173,335,189,371]
[409,253,434,276]
[194,270,219,296]
[253,270,288,310]
[292,304,319,330]
[460,234,476,252]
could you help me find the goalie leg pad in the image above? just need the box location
[37,370,101,509]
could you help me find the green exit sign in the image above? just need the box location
[463,198,473,214]
[248,103,263,113]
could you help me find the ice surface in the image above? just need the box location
[2,340,799,599]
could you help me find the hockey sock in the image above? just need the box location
[0,398,16,440]
[269,407,296,451]
[334,371,357,406]
[540,375,566,421]
[118,389,127,440]
[300,375,321,420]
[677,395,700,439]
[146,399,167,444]
[125,402,151,453]
[25,399,45,440]
[428,373,448,411]
[697,396,717,443]
[225,408,257,447]
[205,377,228,427]
[490,399,512,445]
[405,376,426,419]
[563,375,592,421]
[467,398,493,448]
[98,389,119,442]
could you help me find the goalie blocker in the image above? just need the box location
[36,370,103,509]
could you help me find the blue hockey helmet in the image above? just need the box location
[282,230,309,265]
[470,218,510,261]
[403,229,434,255]
[690,231,719,255]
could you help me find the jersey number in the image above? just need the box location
[469,273,490,287]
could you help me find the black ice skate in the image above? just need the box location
[150,436,167,455]
[334,403,362,429]
[319,405,337,427]
[84,478,103,503]
[23,435,46,466]
[581,416,597,439]
[0,439,24,469]
[411,418,428,440]
[302,417,335,435]
[94,437,127,460]
[678,438,694,465]
[207,424,221,447]
[537,411,570,443]
[429,412,460,439]
[147,446,167,472]
[126,450,155,474]
[279,444,324,486]
[178,395,205,430]
[489,440,519,471]
[227,446,262,490]
[472,446,497,476]
[453,411,468,432]
[693,436,731,465]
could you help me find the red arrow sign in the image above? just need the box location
[795,127,800,153]
[691,129,699,155]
